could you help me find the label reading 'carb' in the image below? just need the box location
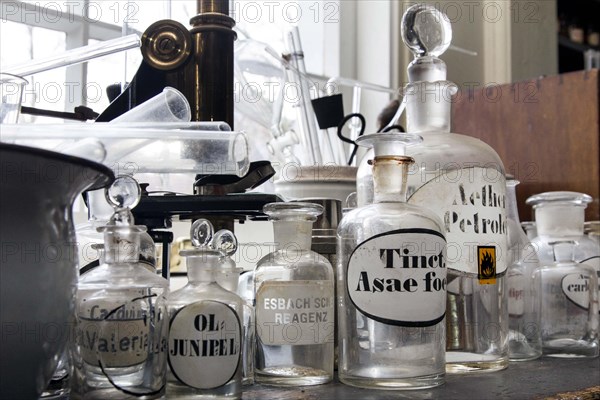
[408,167,507,277]
[256,281,334,346]
[561,274,591,310]
[169,301,241,390]
[347,229,447,327]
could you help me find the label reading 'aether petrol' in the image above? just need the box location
[256,281,334,346]
[347,229,447,327]
[408,167,507,276]
[169,301,241,390]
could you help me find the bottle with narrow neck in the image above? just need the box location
[167,220,243,398]
[254,202,335,386]
[357,4,510,373]
[338,133,447,390]
[533,241,599,358]
[505,180,541,361]
[72,206,169,399]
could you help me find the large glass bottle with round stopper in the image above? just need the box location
[167,220,244,398]
[71,186,169,399]
[357,4,509,373]
[254,202,335,386]
[338,133,447,390]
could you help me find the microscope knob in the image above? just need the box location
[142,20,192,71]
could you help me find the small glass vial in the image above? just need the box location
[533,241,599,358]
[167,220,243,398]
[254,202,335,386]
[338,133,447,390]
[72,182,168,399]
[505,180,541,361]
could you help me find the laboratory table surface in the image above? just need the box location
[243,357,599,400]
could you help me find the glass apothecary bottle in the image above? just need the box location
[254,202,335,386]
[338,133,447,389]
[533,241,599,358]
[167,220,243,398]
[526,192,600,276]
[505,180,541,361]
[71,183,168,399]
[356,4,508,373]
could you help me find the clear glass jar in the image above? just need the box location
[359,4,509,373]
[526,192,600,280]
[521,222,538,242]
[584,221,600,245]
[167,221,243,399]
[533,241,599,358]
[338,133,447,390]
[254,202,335,386]
[71,210,169,399]
[237,271,256,386]
[505,180,541,361]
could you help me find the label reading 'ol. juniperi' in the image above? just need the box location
[169,301,241,390]
[408,167,507,278]
[347,229,447,327]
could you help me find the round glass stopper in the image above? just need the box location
[401,4,451,58]
[212,229,238,256]
[191,219,214,247]
[106,175,141,209]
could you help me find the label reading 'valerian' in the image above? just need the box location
[169,301,241,390]
[408,167,507,276]
[347,229,447,327]
[256,281,334,346]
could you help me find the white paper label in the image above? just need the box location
[408,167,507,277]
[168,301,241,390]
[347,229,447,327]
[76,293,167,368]
[256,281,334,346]
[561,274,591,310]
[507,274,525,317]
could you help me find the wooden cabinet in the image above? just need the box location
[452,69,600,221]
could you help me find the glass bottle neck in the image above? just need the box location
[273,220,313,250]
[535,205,585,236]
[506,183,521,224]
[372,157,410,204]
[187,254,221,283]
[103,229,141,264]
[405,81,453,134]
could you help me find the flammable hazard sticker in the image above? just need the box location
[478,246,497,284]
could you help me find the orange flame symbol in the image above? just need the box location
[481,251,495,278]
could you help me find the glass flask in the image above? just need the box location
[254,202,335,386]
[533,241,599,358]
[584,221,600,245]
[167,220,243,399]
[71,182,168,399]
[356,4,508,373]
[237,271,256,386]
[338,133,447,390]
[526,192,600,282]
[505,180,541,361]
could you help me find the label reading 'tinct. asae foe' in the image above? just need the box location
[169,300,241,390]
[347,229,447,327]
[256,281,334,346]
[408,167,507,277]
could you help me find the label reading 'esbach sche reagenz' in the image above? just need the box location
[347,229,447,327]
[169,301,241,390]
[408,167,507,278]
[256,281,334,346]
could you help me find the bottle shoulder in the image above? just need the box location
[169,282,243,310]
[256,249,333,270]
[78,263,168,288]
[338,203,445,237]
